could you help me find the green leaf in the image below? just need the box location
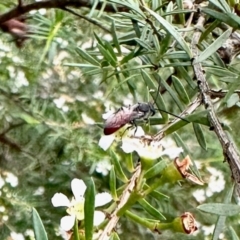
[109,232,121,240]
[141,70,168,122]
[193,123,207,150]
[199,20,220,43]
[110,150,128,183]
[76,48,101,66]
[163,51,190,60]
[111,21,121,55]
[144,159,169,179]
[144,7,192,58]
[205,66,238,78]
[149,190,170,201]
[138,199,166,220]
[153,72,185,111]
[73,218,80,240]
[84,178,96,240]
[32,208,48,240]
[172,76,190,105]
[201,8,239,28]
[229,226,240,240]
[198,203,240,216]
[227,93,239,108]
[97,43,117,67]
[209,0,231,12]
[109,0,145,18]
[19,113,40,125]
[176,65,197,89]
[173,133,190,155]
[194,28,232,63]
[110,166,118,201]
[213,184,234,240]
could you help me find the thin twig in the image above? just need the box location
[192,15,240,195]
[153,95,203,140]
[62,7,111,33]
[99,164,141,240]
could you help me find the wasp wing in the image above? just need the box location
[103,107,144,135]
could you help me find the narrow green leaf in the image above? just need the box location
[145,7,192,58]
[227,93,239,108]
[109,166,118,201]
[32,208,48,240]
[175,0,185,25]
[162,9,195,16]
[173,133,190,155]
[109,0,145,18]
[149,190,170,201]
[195,28,232,63]
[73,218,80,240]
[84,178,96,240]
[164,110,210,135]
[159,32,172,55]
[229,226,240,240]
[223,82,240,104]
[166,1,174,24]
[131,19,141,38]
[198,203,240,216]
[141,70,168,122]
[201,8,239,28]
[176,65,197,89]
[97,43,117,67]
[153,72,185,111]
[172,76,190,105]
[104,41,117,61]
[19,113,40,125]
[208,0,229,12]
[205,66,238,78]
[199,20,220,43]
[144,159,169,179]
[213,184,234,240]
[193,123,207,150]
[138,199,166,220]
[111,21,122,55]
[110,150,128,183]
[163,51,190,60]
[76,48,100,66]
[109,232,121,240]
[94,32,105,46]
[135,38,153,50]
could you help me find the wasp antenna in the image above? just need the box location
[154,108,190,123]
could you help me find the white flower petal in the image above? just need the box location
[51,193,70,207]
[162,147,183,158]
[71,178,86,201]
[95,192,112,207]
[98,134,115,151]
[122,137,163,160]
[60,215,75,231]
[93,211,106,226]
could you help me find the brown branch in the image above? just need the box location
[153,95,203,140]
[0,0,128,24]
[209,89,240,99]
[192,15,240,195]
[99,164,141,240]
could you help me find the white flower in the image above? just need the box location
[51,178,112,231]
[98,125,144,151]
[95,160,111,176]
[121,129,183,160]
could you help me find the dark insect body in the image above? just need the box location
[103,102,155,135]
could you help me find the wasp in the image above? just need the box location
[103,102,155,135]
